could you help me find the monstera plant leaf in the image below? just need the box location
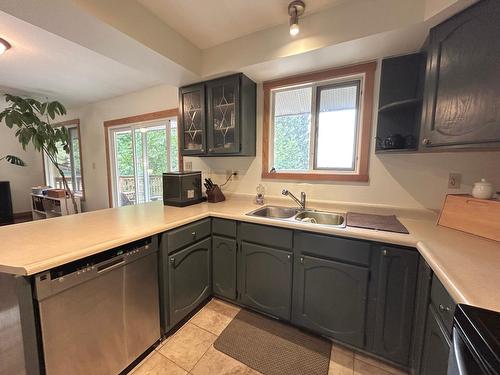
[3,155,26,166]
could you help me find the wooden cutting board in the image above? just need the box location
[346,212,409,234]
[438,194,500,242]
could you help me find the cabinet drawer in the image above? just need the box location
[166,219,211,254]
[240,222,292,249]
[212,218,236,238]
[294,232,371,266]
[430,274,455,334]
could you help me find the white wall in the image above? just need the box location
[66,84,178,211]
[0,100,44,213]
[67,63,500,212]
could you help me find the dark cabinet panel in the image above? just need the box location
[372,246,419,365]
[430,273,456,334]
[212,218,237,237]
[239,242,292,320]
[239,222,293,250]
[168,238,211,327]
[207,75,240,154]
[420,306,451,375]
[421,0,500,148]
[179,84,206,155]
[179,73,256,156]
[295,231,371,266]
[292,255,369,347]
[212,235,237,300]
[166,219,211,254]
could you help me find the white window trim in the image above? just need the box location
[107,117,177,208]
[269,73,365,175]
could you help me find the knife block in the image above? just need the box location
[206,185,225,203]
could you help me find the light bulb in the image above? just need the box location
[0,38,11,55]
[290,23,299,36]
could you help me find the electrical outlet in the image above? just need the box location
[448,173,461,189]
[184,161,192,171]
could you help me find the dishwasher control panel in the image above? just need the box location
[34,237,156,301]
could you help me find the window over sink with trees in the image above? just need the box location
[262,62,376,181]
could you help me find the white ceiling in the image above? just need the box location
[138,0,345,49]
[0,10,169,107]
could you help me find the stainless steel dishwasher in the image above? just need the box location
[34,238,160,375]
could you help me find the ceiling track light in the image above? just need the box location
[288,0,305,36]
[0,38,11,55]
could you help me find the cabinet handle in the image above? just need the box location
[169,257,175,264]
[422,138,432,146]
[192,231,196,239]
[382,249,389,256]
[439,304,451,313]
[300,257,304,264]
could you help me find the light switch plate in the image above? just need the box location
[448,173,461,189]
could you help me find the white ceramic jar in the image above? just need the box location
[472,178,494,199]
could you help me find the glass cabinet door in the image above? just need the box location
[207,75,240,154]
[180,84,206,154]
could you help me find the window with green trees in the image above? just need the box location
[110,119,179,206]
[270,79,361,173]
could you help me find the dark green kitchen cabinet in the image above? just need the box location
[212,235,237,300]
[372,246,419,365]
[420,306,451,375]
[168,237,211,327]
[420,0,500,149]
[179,83,206,155]
[179,73,256,156]
[239,242,292,320]
[292,254,369,347]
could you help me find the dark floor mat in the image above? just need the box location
[214,309,331,375]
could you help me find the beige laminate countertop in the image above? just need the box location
[0,196,499,313]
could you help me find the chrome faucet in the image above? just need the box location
[282,189,306,210]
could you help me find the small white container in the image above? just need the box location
[472,178,494,199]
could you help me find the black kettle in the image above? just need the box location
[383,134,405,149]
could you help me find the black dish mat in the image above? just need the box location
[214,309,331,375]
[346,212,409,234]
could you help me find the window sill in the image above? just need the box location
[261,171,369,182]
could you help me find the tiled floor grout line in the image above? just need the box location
[188,341,216,374]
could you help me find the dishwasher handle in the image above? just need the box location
[97,257,125,273]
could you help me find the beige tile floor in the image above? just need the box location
[130,299,409,375]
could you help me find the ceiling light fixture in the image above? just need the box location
[288,0,305,36]
[0,38,11,55]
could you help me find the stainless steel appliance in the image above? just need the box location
[34,238,160,375]
[448,304,500,375]
[162,171,203,207]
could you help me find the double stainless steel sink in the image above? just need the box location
[246,205,346,228]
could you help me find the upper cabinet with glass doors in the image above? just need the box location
[179,73,256,156]
[179,83,206,155]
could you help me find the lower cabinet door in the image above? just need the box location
[212,235,237,300]
[169,237,211,327]
[373,246,419,365]
[292,255,369,347]
[420,306,451,375]
[239,242,292,320]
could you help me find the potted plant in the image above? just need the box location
[0,94,79,213]
[0,155,25,166]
